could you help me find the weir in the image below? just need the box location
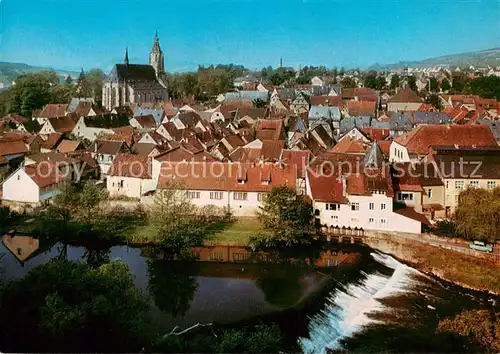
[298,253,421,354]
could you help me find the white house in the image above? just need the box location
[2,161,75,205]
[106,154,156,199]
[311,76,325,86]
[306,168,427,234]
[389,124,498,163]
[156,162,297,217]
[71,116,114,141]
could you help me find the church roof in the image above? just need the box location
[110,64,159,83]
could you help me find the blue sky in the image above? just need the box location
[1,0,499,73]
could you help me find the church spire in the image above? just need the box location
[150,31,164,76]
[124,47,129,66]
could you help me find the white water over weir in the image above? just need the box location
[299,253,421,354]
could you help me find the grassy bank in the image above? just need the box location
[210,217,262,246]
[123,217,262,246]
[410,243,500,293]
[365,236,500,294]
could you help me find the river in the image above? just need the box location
[1,235,498,353]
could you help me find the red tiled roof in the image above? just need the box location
[330,138,369,155]
[394,124,497,155]
[307,168,348,203]
[74,102,106,117]
[24,161,72,188]
[0,113,28,124]
[48,116,77,133]
[280,149,310,178]
[158,162,297,192]
[261,140,285,161]
[388,88,423,103]
[40,133,63,150]
[56,140,82,153]
[255,119,283,141]
[38,104,68,118]
[134,115,157,129]
[0,140,28,157]
[361,128,391,141]
[417,104,435,112]
[107,154,151,178]
[346,101,377,117]
[377,140,392,156]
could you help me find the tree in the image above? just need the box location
[408,76,418,92]
[252,98,266,108]
[468,76,500,100]
[363,72,377,89]
[428,77,439,92]
[375,76,386,90]
[147,259,198,318]
[438,309,500,353]
[150,182,226,257]
[0,260,151,352]
[79,182,108,225]
[455,187,500,243]
[390,74,400,90]
[451,72,470,93]
[341,76,357,88]
[441,78,452,92]
[253,186,313,248]
[425,93,443,111]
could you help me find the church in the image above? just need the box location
[102,32,168,111]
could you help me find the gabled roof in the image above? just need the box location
[394,124,498,154]
[40,133,63,150]
[107,154,151,178]
[48,116,77,133]
[346,101,377,117]
[388,88,423,103]
[90,140,128,155]
[74,102,107,117]
[255,119,284,141]
[110,64,160,84]
[0,140,28,156]
[234,107,268,121]
[56,140,83,153]
[307,168,348,203]
[330,138,370,155]
[38,104,68,118]
[158,162,297,192]
[133,115,157,129]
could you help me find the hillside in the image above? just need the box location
[0,62,79,89]
[369,48,500,70]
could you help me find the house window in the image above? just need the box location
[331,215,339,221]
[210,191,224,200]
[209,252,224,261]
[186,191,200,199]
[257,193,268,202]
[397,192,413,201]
[233,192,248,201]
[446,181,449,189]
[380,218,387,226]
[469,181,479,188]
[455,181,464,190]
[326,203,339,211]
[369,217,375,223]
[119,180,124,188]
[381,203,386,210]
[369,202,374,210]
[487,181,496,189]
[427,189,432,198]
[351,203,359,211]
[17,175,20,181]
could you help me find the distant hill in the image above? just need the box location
[0,62,80,89]
[368,48,500,71]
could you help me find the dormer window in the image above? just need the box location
[261,169,271,185]
[237,169,247,184]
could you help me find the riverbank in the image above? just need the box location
[364,234,500,294]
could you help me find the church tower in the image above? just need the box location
[149,31,164,77]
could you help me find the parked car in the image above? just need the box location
[469,240,493,253]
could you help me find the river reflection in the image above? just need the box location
[0,235,368,332]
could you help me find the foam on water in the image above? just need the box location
[299,252,420,354]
